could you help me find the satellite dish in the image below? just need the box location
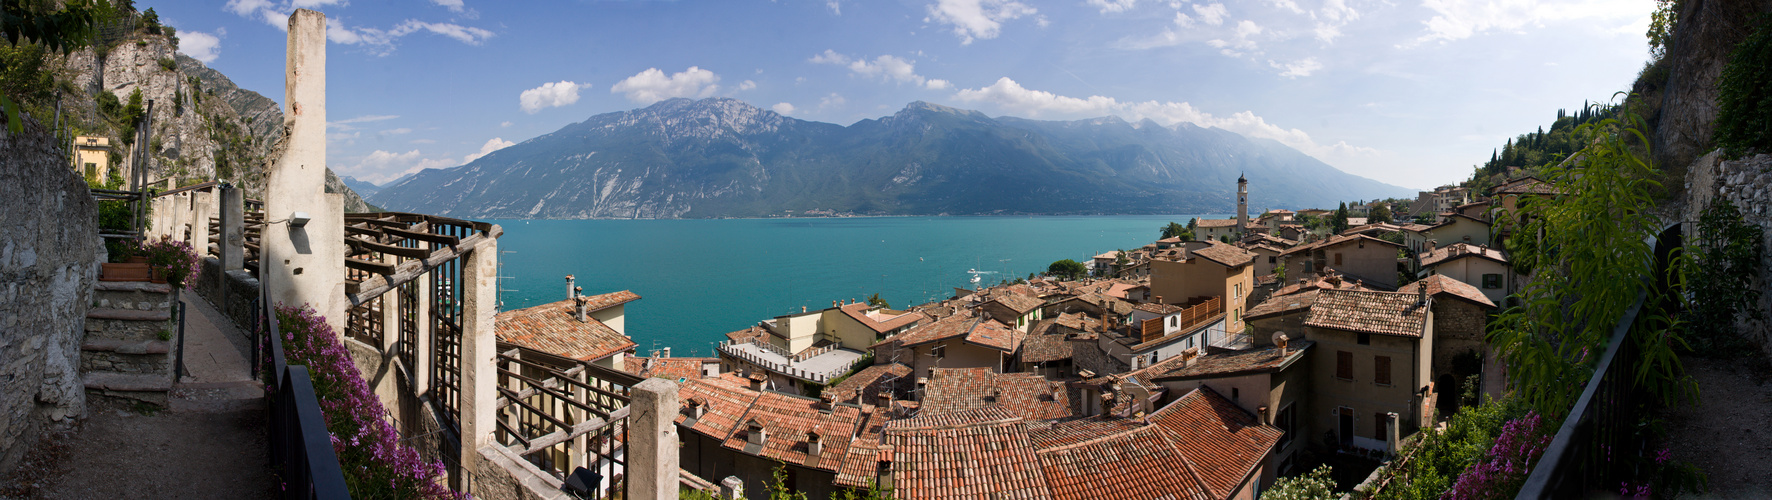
[1271,332,1289,349]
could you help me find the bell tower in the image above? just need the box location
[1236,174,1248,238]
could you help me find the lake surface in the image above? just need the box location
[489,215,1221,357]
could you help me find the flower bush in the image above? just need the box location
[276,304,464,499]
[140,235,200,288]
[1445,411,1554,500]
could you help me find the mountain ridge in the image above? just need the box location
[371,98,1411,218]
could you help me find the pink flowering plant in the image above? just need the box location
[1444,411,1554,500]
[140,235,201,289]
[276,304,464,499]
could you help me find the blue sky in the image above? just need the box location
[156,0,1656,191]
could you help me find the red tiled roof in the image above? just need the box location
[1418,274,1497,308]
[623,356,716,382]
[1134,302,1184,315]
[1245,290,1319,320]
[1027,416,1142,449]
[676,377,763,441]
[722,391,864,472]
[885,406,1021,430]
[1020,320,1074,364]
[826,363,912,404]
[495,291,638,361]
[965,319,1026,353]
[1036,425,1212,500]
[883,412,1051,500]
[1195,218,1239,228]
[838,303,929,333]
[1493,176,1558,195]
[1191,243,1256,268]
[835,405,894,488]
[1303,288,1429,338]
[881,312,977,348]
[987,292,1045,314]
[1146,388,1283,498]
[724,324,769,344]
[1418,242,1508,268]
[922,368,1074,421]
[1151,341,1314,381]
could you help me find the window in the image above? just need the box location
[1235,283,1242,298]
[1334,253,1343,266]
[1269,256,1277,264]
[931,344,946,359]
[1276,404,1297,449]
[1374,355,1392,386]
[1304,260,1314,273]
[1357,332,1371,345]
[1170,317,1177,328]
[1482,273,1502,289]
[1231,387,1240,402]
[1336,351,1352,380]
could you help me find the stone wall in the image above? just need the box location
[0,122,103,470]
[193,256,260,330]
[1684,152,1772,357]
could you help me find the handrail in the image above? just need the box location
[261,274,352,499]
[1514,223,1675,499]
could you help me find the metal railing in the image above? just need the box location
[259,286,351,499]
[715,340,864,384]
[1515,224,1677,499]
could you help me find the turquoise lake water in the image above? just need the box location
[488,215,1221,356]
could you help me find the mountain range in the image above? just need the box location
[370,98,1412,219]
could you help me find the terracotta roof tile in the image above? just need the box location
[1417,274,1497,308]
[722,391,865,472]
[1191,243,1256,268]
[965,319,1026,353]
[922,368,1074,421]
[1195,219,1239,228]
[1418,242,1508,268]
[1028,417,1142,449]
[1151,341,1313,381]
[623,356,716,382]
[495,291,638,361]
[1019,320,1074,363]
[1035,426,1212,500]
[988,293,1045,314]
[839,303,929,333]
[826,363,912,404]
[1147,388,1283,498]
[883,413,1051,500]
[835,405,895,488]
[676,377,763,441]
[1303,288,1429,338]
[1493,176,1558,195]
[885,406,1021,430]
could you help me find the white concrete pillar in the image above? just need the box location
[192,189,214,251]
[460,241,499,488]
[262,9,346,334]
[219,185,243,272]
[412,271,433,394]
[631,378,681,500]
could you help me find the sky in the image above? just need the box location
[154,0,1658,191]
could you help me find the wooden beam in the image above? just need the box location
[345,225,385,239]
[347,233,491,305]
[382,226,460,246]
[511,408,629,457]
[345,257,397,275]
[347,238,432,259]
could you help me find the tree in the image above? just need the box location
[767,464,808,500]
[1219,234,1232,244]
[1646,0,1678,59]
[1331,202,1350,234]
[1048,259,1087,280]
[1683,197,1764,354]
[1259,464,1336,500]
[1160,221,1188,239]
[1716,17,1772,157]
[1,0,99,132]
[866,292,890,309]
[1370,203,1393,224]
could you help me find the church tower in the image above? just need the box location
[1236,174,1249,238]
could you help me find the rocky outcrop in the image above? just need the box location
[1654,0,1772,172]
[1684,152,1772,356]
[0,120,103,470]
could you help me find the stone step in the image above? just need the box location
[82,339,173,355]
[94,281,173,294]
[84,317,175,343]
[84,372,173,392]
[86,308,172,321]
[91,291,175,313]
[170,380,267,413]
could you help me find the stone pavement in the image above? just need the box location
[5,293,275,499]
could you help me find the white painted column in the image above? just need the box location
[262,9,346,335]
[460,240,499,486]
[631,378,681,500]
[412,270,433,394]
[219,185,243,272]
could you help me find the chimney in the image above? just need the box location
[1258,405,1270,425]
[807,429,823,457]
[1428,239,1438,250]
[746,419,767,446]
[575,297,588,322]
[748,371,767,391]
[688,398,707,419]
[1277,333,1290,355]
[803,305,808,313]
[819,394,836,414]
[1154,296,1164,305]
[877,392,892,408]
[565,275,576,299]
[660,347,671,358]
[1417,281,1428,306]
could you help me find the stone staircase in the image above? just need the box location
[82,281,178,406]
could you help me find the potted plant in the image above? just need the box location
[100,239,151,282]
[140,236,200,289]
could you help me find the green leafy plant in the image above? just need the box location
[140,235,199,288]
[0,0,98,133]
[766,464,807,500]
[866,292,890,309]
[1716,15,1772,157]
[1367,396,1529,500]
[156,56,173,71]
[1260,464,1336,500]
[1680,197,1764,355]
[1048,258,1087,280]
[156,329,172,341]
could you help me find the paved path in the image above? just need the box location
[1663,353,1772,499]
[4,293,274,499]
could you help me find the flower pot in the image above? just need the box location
[101,262,152,282]
[126,256,148,264]
[149,266,168,284]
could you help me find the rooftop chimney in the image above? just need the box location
[1258,405,1270,425]
[877,392,892,408]
[748,371,767,391]
[746,419,767,446]
[807,430,823,457]
[575,297,588,322]
[1154,296,1164,305]
[688,398,707,419]
[566,275,576,299]
[1417,281,1428,306]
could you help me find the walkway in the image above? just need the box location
[1663,352,1772,497]
[2,293,274,499]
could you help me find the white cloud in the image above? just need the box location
[1192,3,1227,25]
[1413,0,1634,44]
[519,81,584,114]
[177,30,222,63]
[1269,57,1323,78]
[328,114,400,130]
[1086,0,1137,14]
[814,51,950,90]
[1267,0,1304,14]
[610,67,721,104]
[737,80,757,91]
[819,93,846,110]
[772,102,796,115]
[224,0,492,54]
[345,150,455,184]
[462,137,514,164]
[826,0,842,14]
[1173,11,1194,27]
[1208,19,1263,56]
[411,138,437,144]
[500,121,513,127]
[950,77,1382,164]
[380,128,413,136]
[925,0,1038,44]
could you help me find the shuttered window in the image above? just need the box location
[1375,355,1392,386]
[1336,351,1353,380]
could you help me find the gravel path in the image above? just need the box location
[1662,353,1772,498]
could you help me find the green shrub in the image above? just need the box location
[157,56,174,71]
[1716,16,1772,157]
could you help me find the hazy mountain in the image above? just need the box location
[370,98,1412,219]
[338,175,383,196]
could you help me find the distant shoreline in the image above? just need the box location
[473,213,1237,222]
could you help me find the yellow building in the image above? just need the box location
[73,136,111,181]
